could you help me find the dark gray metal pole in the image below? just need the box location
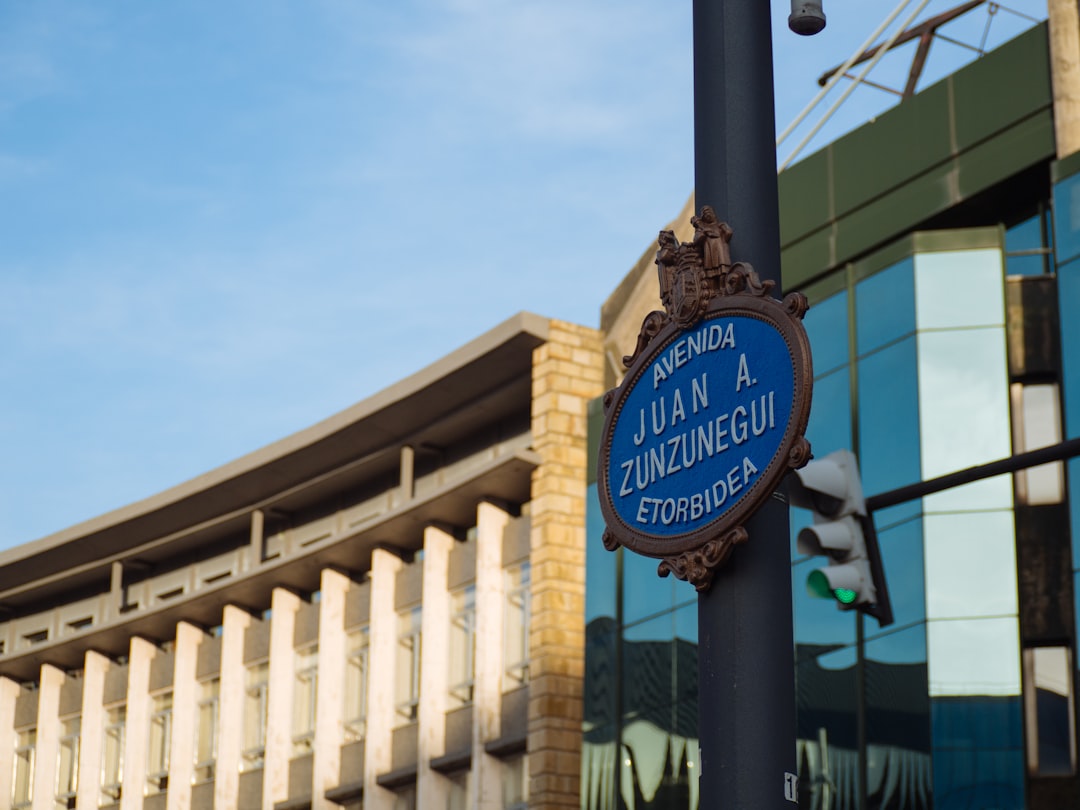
[693,0,799,807]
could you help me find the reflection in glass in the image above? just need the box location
[1052,172,1080,266]
[927,617,1021,697]
[805,290,850,375]
[622,549,679,626]
[917,329,1011,486]
[914,249,1005,330]
[806,366,852,461]
[585,484,616,623]
[924,511,1017,620]
[796,644,858,808]
[1012,382,1065,505]
[868,516,925,634]
[856,257,915,356]
[1023,645,1076,776]
[1006,213,1051,276]
[864,627,931,808]
[858,336,921,524]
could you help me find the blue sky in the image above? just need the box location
[0,0,1044,548]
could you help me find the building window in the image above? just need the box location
[1012,382,1065,505]
[242,661,269,770]
[147,691,172,794]
[1023,645,1077,776]
[504,562,531,690]
[344,627,369,742]
[101,705,125,803]
[194,678,219,783]
[293,644,318,756]
[56,715,80,807]
[502,752,528,810]
[12,726,35,810]
[392,785,416,810]
[396,606,422,723]
[449,585,476,708]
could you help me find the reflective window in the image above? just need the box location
[927,617,1021,698]
[856,258,915,356]
[867,515,925,634]
[857,336,921,525]
[1023,645,1076,776]
[916,330,1010,491]
[805,366,852,461]
[1006,212,1052,276]
[914,250,1005,330]
[1052,171,1080,266]
[622,550,681,626]
[1012,382,1065,505]
[585,484,616,623]
[924,511,1017,620]
[502,753,529,810]
[805,290,850,375]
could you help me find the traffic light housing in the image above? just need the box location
[789,449,893,627]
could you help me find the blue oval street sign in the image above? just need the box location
[596,218,812,591]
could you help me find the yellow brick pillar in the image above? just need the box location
[528,320,604,809]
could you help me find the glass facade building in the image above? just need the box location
[585,21,1080,810]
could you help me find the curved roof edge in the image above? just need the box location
[1,311,551,572]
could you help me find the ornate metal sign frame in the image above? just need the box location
[597,207,814,591]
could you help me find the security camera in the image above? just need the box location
[789,0,826,35]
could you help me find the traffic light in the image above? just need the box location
[788,449,893,627]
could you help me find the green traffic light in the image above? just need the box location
[807,571,858,605]
[834,587,857,604]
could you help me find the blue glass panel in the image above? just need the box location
[792,558,857,648]
[1005,214,1048,276]
[586,484,617,623]
[866,515,925,635]
[931,697,1024,810]
[805,290,849,376]
[806,365,853,459]
[622,548,680,626]
[855,258,915,356]
[1060,259,1080,440]
[795,643,858,748]
[865,625,930,757]
[1053,172,1080,266]
[857,336,921,524]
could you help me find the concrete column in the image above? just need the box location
[215,605,253,809]
[364,548,403,810]
[0,677,19,805]
[167,622,204,810]
[250,509,266,566]
[1050,0,1080,158]
[120,636,156,810]
[263,588,301,810]
[76,650,110,809]
[473,501,510,810]
[417,525,455,809]
[312,568,351,810]
[30,664,64,810]
[400,446,416,502]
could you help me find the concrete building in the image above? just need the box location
[584,18,1080,810]
[0,314,603,810]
